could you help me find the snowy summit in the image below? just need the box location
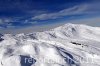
[0,23,100,66]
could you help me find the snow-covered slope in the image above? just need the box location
[0,23,100,66]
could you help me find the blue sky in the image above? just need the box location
[0,0,100,34]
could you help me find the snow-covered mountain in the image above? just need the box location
[0,23,100,66]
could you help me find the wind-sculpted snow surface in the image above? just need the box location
[0,23,100,66]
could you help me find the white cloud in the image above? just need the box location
[32,2,100,21]
[0,19,3,24]
[24,20,38,24]
[68,16,100,27]
[0,18,12,24]
[32,4,88,20]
